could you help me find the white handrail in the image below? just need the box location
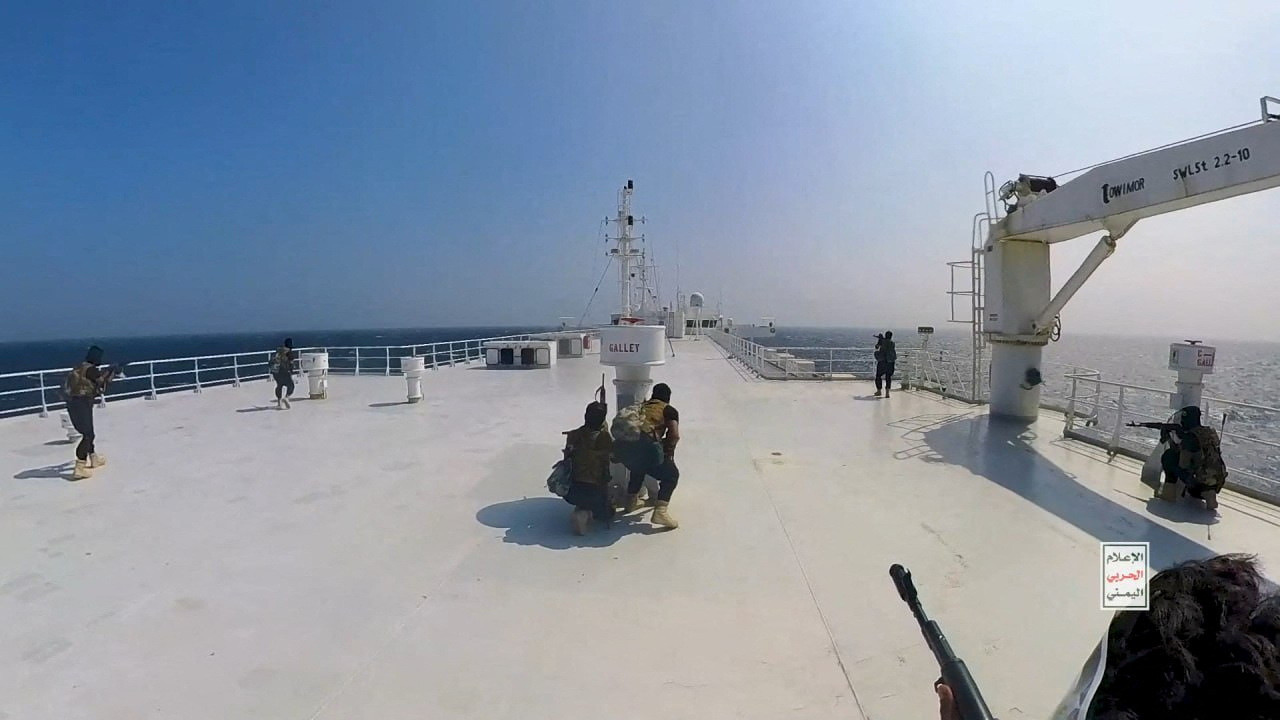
[1064,372,1280,415]
[0,333,536,418]
[1061,369,1280,496]
[707,330,923,382]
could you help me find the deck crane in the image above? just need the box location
[985,96,1280,420]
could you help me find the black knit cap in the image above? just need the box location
[584,401,607,429]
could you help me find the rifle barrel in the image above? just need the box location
[890,565,995,720]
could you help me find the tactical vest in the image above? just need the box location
[1181,426,1227,491]
[63,362,97,398]
[270,348,290,375]
[610,400,667,471]
[566,427,612,486]
[611,399,666,444]
[640,399,668,437]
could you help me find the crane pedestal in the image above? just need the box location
[989,341,1045,421]
[985,239,1051,422]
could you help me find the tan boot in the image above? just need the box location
[1157,480,1180,502]
[1204,490,1219,511]
[624,493,645,513]
[650,501,679,529]
[90,453,107,468]
[72,459,93,480]
[570,508,592,536]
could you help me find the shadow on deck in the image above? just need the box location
[13,461,77,482]
[476,496,665,549]
[912,414,1222,570]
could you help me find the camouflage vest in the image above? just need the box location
[640,399,668,437]
[64,362,97,398]
[565,427,612,486]
[610,400,667,471]
[611,400,666,444]
[270,348,290,375]
[1182,426,1227,490]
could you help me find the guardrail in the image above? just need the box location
[909,347,1102,418]
[709,331,918,382]
[303,335,531,376]
[0,334,532,419]
[713,329,1279,498]
[711,331,1100,411]
[911,348,982,401]
[1063,372,1280,502]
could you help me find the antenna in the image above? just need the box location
[675,233,681,307]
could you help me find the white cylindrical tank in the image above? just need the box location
[600,325,665,367]
[401,355,426,403]
[1168,341,1215,409]
[300,352,329,399]
[600,324,666,410]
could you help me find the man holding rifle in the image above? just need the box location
[1128,405,1226,510]
[62,345,122,480]
[903,555,1280,719]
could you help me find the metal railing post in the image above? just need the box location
[355,348,361,376]
[38,372,48,417]
[432,343,440,369]
[194,358,202,393]
[1089,373,1101,422]
[232,355,241,388]
[1066,377,1078,432]
[449,341,456,366]
[149,362,157,400]
[1110,387,1126,453]
[386,347,391,376]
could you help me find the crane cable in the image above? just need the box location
[1051,119,1260,180]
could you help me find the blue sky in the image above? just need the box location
[3,1,1280,340]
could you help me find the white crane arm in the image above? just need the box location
[993,101,1280,243]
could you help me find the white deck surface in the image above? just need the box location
[4,337,1280,719]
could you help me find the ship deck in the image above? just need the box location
[4,337,1280,719]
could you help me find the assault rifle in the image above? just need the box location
[890,564,995,720]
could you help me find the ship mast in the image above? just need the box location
[609,179,644,319]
